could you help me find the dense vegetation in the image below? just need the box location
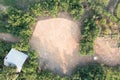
[80,18,99,55]
[72,64,120,80]
[0,0,120,79]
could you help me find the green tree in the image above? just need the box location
[80,18,99,55]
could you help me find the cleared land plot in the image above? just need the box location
[30,14,120,75]
[30,18,94,75]
[94,37,120,66]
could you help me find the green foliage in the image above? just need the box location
[58,0,70,12]
[0,67,18,80]
[80,18,99,55]
[29,4,43,16]
[116,3,120,19]
[0,41,15,80]
[29,0,62,17]
[40,0,60,16]
[89,0,119,23]
[72,64,105,80]
[0,41,13,65]
[99,18,107,25]
[97,0,109,6]
[13,29,32,51]
[69,0,84,20]
[104,67,120,80]
[29,0,84,19]
[4,7,35,36]
[0,5,36,80]
[72,64,120,80]
[36,70,69,80]
[0,12,9,33]
[0,22,6,32]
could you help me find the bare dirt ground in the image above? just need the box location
[0,33,19,42]
[30,12,120,75]
[94,37,120,66]
[30,14,94,75]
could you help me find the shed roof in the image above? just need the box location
[4,48,28,67]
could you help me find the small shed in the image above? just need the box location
[4,48,28,72]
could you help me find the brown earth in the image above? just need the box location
[0,33,19,42]
[30,15,120,75]
[94,37,120,66]
[30,17,95,75]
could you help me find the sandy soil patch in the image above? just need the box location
[30,18,94,75]
[94,37,120,66]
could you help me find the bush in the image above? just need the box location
[94,0,109,6]
[29,0,84,19]
[4,7,35,36]
[72,64,120,80]
[80,18,99,55]
[0,41,15,80]
[72,64,105,80]
[69,0,84,20]
[29,0,61,17]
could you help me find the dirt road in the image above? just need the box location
[0,33,19,42]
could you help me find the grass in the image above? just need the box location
[97,0,110,6]
[116,3,120,19]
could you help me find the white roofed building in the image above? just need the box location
[4,48,28,72]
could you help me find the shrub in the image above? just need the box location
[69,0,84,20]
[72,64,120,80]
[72,64,105,80]
[4,7,35,36]
[80,18,99,55]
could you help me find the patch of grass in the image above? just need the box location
[96,0,110,6]
[116,3,120,19]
